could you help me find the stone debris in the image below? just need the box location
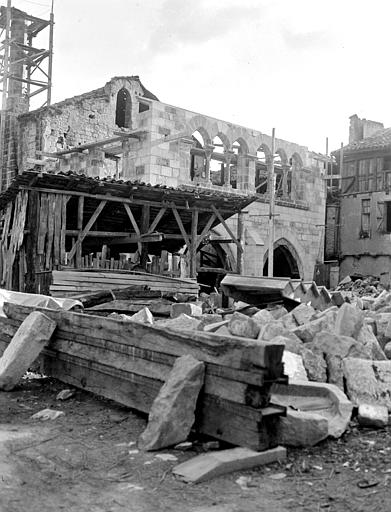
[0,311,57,391]
[357,404,389,429]
[31,408,65,421]
[282,351,308,382]
[138,355,205,451]
[56,389,75,401]
[227,312,260,339]
[170,302,203,319]
[343,358,391,410]
[292,303,316,326]
[129,307,154,325]
[155,313,201,332]
[275,409,329,447]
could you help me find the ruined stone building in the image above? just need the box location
[0,7,326,290]
[332,115,391,280]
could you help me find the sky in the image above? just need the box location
[6,0,391,153]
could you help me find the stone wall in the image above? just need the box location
[16,77,326,280]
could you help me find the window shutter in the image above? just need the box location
[377,201,385,232]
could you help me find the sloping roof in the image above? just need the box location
[334,127,391,156]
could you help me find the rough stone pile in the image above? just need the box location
[335,275,385,301]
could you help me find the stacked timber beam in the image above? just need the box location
[0,302,286,451]
[50,269,199,298]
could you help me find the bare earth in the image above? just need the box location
[1,377,391,512]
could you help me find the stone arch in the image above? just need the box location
[255,143,272,192]
[115,88,132,128]
[187,115,212,145]
[232,137,249,155]
[290,152,303,170]
[212,131,231,150]
[275,147,288,165]
[263,236,304,279]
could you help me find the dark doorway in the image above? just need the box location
[263,245,300,278]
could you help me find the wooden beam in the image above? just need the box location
[147,207,167,234]
[76,196,84,268]
[237,211,244,274]
[19,186,244,215]
[190,209,198,278]
[211,205,242,251]
[172,207,190,248]
[196,213,217,249]
[123,204,140,235]
[67,200,107,261]
[110,233,163,245]
[66,230,132,237]
[140,205,150,269]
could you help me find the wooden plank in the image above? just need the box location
[190,209,198,278]
[196,213,217,249]
[45,194,55,269]
[140,205,150,269]
[76,195,84,268]
[53,194,62,267]
[3,303,284,377]
[67,200,107,261]
[37,193,48,255]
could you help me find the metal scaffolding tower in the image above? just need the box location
[0,0,54,191]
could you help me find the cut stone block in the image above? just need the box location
[292,304,316,326]
[171,303,203,318]
[138,355,205,451]
[197,314,223,331]
[334,303,364,339]
[358,404,389,429]
[280,313,298,330]
[252,309,274,325]
[275,409,328,447]
[309,331,371,389]
[372,291,391,311]
[343,358,391,411]
[272,380,353,438]
[292,309,337,343]
[156,314,201,332]
[374,313,391,347]
[301,348,327,382]
[269,306,288,320]
[269,335,304,355]
[172,446,286,483]
[130,307,154,325]
[282,351,308,382]
[228,312,260,339]
[0,311,56,391]
[357,324,386,360]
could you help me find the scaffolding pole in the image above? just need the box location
[267,127,276,277]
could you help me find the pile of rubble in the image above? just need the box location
[335,274,386,301]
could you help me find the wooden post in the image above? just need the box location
[268,128,276,277]
[190,209,198,278]
[24,190,39,293]
[236,211,244,274]
[76,196,84,268]
[140,205,150,270]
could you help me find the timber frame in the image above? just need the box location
[0,171,256,293]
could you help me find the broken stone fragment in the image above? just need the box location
[138,355,205,451]
[170,303,203,318]
[130,307,154,325]
[269,334,304,355]
[251,309,274,325]
[269,306,289,320]
[292,304,316,326]
[374,313,391,347]
[0,311,57,391]
[292,309,337,343]
[156,313,201,332]
[301,347,327,382]
[202,320,229,333]
[197,314,223,330]
[334,303,364,339]
[384,341,391,359]
[275,409,329,447]
[31,408,64,421]
[282,351,308,382]
[357,324,386,360]
[357,404,389,429]
[280,312,298,330]
[343,358,391,410]
[228,312,260,339]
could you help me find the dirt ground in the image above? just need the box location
[1,376,391,512]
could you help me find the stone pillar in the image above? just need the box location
[203,144,214,183]
[281,164,290,199]
[224,150,234,187]
[179,137,194,184]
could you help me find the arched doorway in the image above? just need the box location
[115,88,132,128]
[263,239,302,279]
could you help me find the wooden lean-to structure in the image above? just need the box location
[0,170,255,294]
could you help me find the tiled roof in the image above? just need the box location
[334,127,391,155]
